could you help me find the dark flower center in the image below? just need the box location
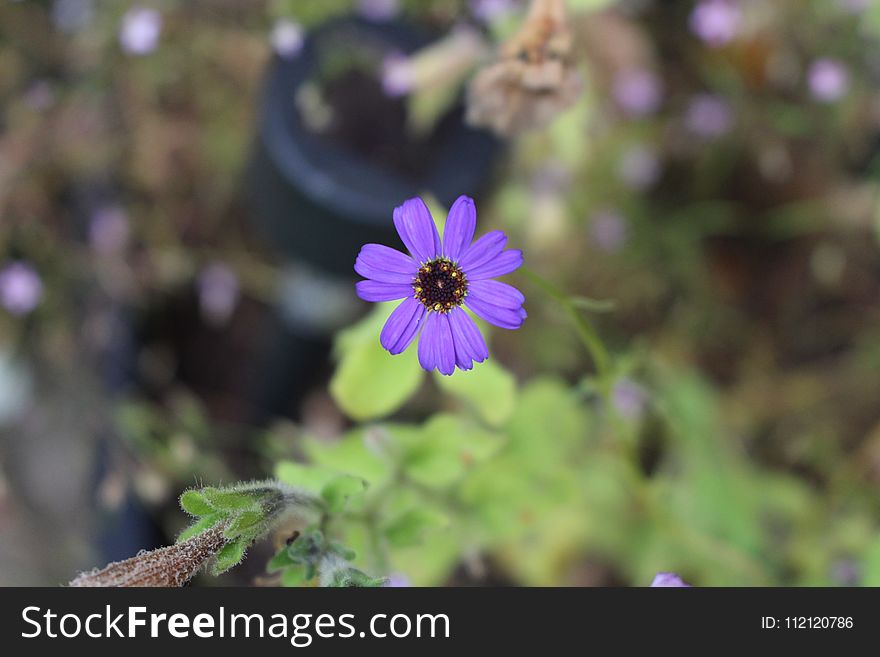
[413,258,467,313]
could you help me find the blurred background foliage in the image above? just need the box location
[2,0,880,586]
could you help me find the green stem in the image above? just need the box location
[520,267,612,386]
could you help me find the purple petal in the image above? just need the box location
[442,195,476,262]
[417,312,455,375]
[355,280,412,302]
[465,281,526,330]
[468,279,525,308]
[355,243,417,283]
[650,572,691,587]
[458,230,507,272]
[393,198,441,264]
[380,297,426,355]
[466,249,523,281]
[448,308,488,370]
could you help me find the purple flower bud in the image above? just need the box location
[119,7,162,56]
[651,572,691,587]
[381,52,414,97]
[808,58,849,103]
[618,145,661,191]
[612,379,648,421]
[384,573,411,587]
[470,0,518,23]
[0,262,43,316]
[590,210,629,253]
[684,93,734,138]
[197,263,240,327]
[356,0,401,22]
[89,206,130,255]
[689,0,741,48]
[271,19,304,59]
[612,70,663,118]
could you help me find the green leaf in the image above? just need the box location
[281,565,312,586]
[213,539,248,575]
[224,511,264,539]
[434,358,517,427]
[321,475,368,513]
[180,490,215,516]
[267,547,299,573]
[330,304,424,421]
[302,429,390,483]
[383,508,449,547]
[201,487,263,512]
[275,460,344,496]
[177,513,226,543]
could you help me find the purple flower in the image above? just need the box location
[470,0,518,23]
[589,210,628,253]
[808,58,849,103]
[618,145,661,191]
[89,206,130,255]
[684,93,734,138]
[650,572,691,587]
[0,262,43,316]
[612,379,648,421]
[270,19,304,59]
[197,263,240,327]
[384,573,411,587]
[356,0,401,22]
[355,196,526,375]
[119,7,162,56]
[381,52,413,97]
[612,70,663,118]
[689,0,741,48]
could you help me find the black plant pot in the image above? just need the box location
[247,17,500,277]
[245,17,500,419]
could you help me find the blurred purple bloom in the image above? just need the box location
[838,0,870,14]
[612,379,648,420]
[119,7,162,56]
[689,0,741,48]
[381,52,413,97]
[271,19,304,59]
[356,0,401,22]
[89,206,130,255]
[651,572,691,587]
[470,0,517,23]
[197,263,240,327]
[589,210,628,253]
[612,70,663,118]
[684,93,734,138]
[618,145,661,191]
[23,80,56,112]
[52,0,93,34]
[0,262,43,316]
[384,573,411,587]
[355,196,526,375]
[808,58,849,103]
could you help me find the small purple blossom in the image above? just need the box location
[684,93,734,138]
[470,0,517,23]
[119,7,162,56]
[355,196,526,375]
[89,206,130,255]
[612,70,663,118]
[0,262,43,316]
[356,0,401,22]
[689,0,741,48]
[381,52,413,97]
[808,58,850,103]
[618,145,661,191]
[650,572,691,587]
[589,210,628,253]
[197,263,240,327]
[271,19,305,59]
[384,573,411,587]
[612,379,648,421]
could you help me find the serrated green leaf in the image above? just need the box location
[435,358,517,427]
[330,304,424,421]
[383,508,449,547]
[321,475,368,513]
[213,539,248,575]
[180,490,215,516]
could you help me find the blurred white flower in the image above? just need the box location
[0,261,43,316]
[119,7,162,56]
[271,19,305,59]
